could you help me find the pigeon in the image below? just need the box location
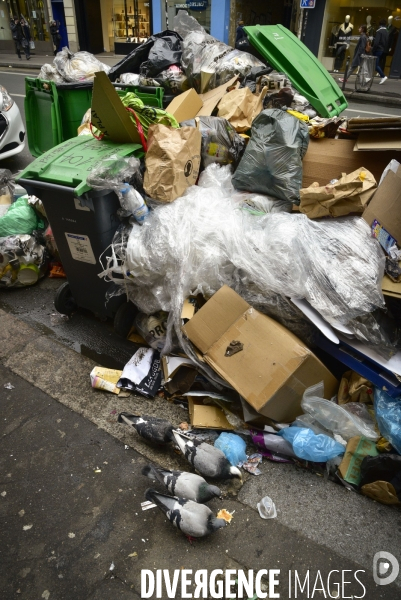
[145,488,226,539]
[142,464,222,503]
[173,431,242,480]
[118,413,174,444]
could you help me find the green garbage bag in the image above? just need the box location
[0,196,44,238]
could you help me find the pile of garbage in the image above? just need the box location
[19,12,401,514]
[0,169,65,287]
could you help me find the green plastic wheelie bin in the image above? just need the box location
[17,136,143,322]
[244,24,348,118]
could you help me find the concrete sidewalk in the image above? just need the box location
[0,304,401,598]
[0,52,122,71]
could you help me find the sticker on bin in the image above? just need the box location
[65,232,96,264]
[74,197,90,212]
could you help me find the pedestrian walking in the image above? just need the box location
[339,25,369,83]
[372,18,389,84]
[50,20,62,56]
[10,16,30,60]
[235,20,249,50]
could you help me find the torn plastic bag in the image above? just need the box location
[279,427,345,462]
[233,192,293,215]
[108,30,182,82]
[346,308,401,360]
[117,73,141,86]
[153,65,188,94]
[240,66,273,93]
[263,87,295,110]
[54,48,110,82]
[86,155,141,202]
[232,109,309,204]
[173,9,205,39]
[180,116,246,170]
[134,311,168,351]
[214,432,247,466]
[0,234,49,288]
[38,63,66,84]
[140,36,182,78]
[300,382,378,441]
[374,388,401,455]
[181,31,264,92]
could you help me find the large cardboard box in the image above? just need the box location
[363,168,401,247]
[182,286,338,422]
[166,88,203,122]
[302,138,396,189]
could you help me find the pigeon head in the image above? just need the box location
[198,483,222,502]
[229,466,242,479]
[208,515,227,533]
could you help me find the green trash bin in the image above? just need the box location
[17,136,143,320]
[244,24,348,118]
[25,77,165,158]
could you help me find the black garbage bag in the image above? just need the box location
[141,36,182,78]
[359,454,401,504]
[180,116,246,170]
[239,66,272,93]
[232,109,309,204]
[108,30,182,82]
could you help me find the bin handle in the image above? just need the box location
[125,107,147,152]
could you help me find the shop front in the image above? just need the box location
[0,0,53,53]
[315,0,400,75]
[100,0,152,53]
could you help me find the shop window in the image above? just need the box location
[113,0,151,44]
[5,0,50,42]
[166,0,212,33]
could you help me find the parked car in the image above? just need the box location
[0,85,25,160]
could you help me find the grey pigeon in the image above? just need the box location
[142,464,222,503]
[173,431,242,480]
[145,488,226,538]
[118,413,174,444]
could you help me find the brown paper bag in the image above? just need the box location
[143,125,201,203]
[217,87,268,132]
[299,168,377,219]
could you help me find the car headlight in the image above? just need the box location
[0,86,14,111]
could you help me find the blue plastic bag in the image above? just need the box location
[215,432,247,466]
[374,388,401,455]
[278,427,345,462]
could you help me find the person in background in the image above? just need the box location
[10,16,30,60]
[338,25,368,83]
[50,20,62,56]
[372,18,389,84]
[236,20,246,44]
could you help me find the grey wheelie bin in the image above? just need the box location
[17,136,143,321]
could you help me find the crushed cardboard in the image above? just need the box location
[182,286,338,423]
[187,396,234,430]
[363,168,401,248]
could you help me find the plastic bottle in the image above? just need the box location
[120,184,149,224]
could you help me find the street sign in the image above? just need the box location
[300,0,316,7]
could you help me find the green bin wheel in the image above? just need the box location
[54,282,77,316]
[114,301,138,338]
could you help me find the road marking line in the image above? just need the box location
[10,93,25,98]
[344,107,401,117]
[0,70,35,76]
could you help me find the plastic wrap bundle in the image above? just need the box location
[232,109,309,204]
[38,63,66,84]
[173,10,205,39]
[180,116,246,169]
[54,48,110,82]
[99,164,386,372]
[181,31,264,92]
[117,73,141,86]
[154,65,188,94]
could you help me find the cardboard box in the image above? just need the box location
[354,130,401,151]
[91,71,142,144]
[166,88,203,123]
[187,396,234,430]
[302,138,396,189]
[182,286,338,423]
[363,169,401,247]
[197,76,239,117]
